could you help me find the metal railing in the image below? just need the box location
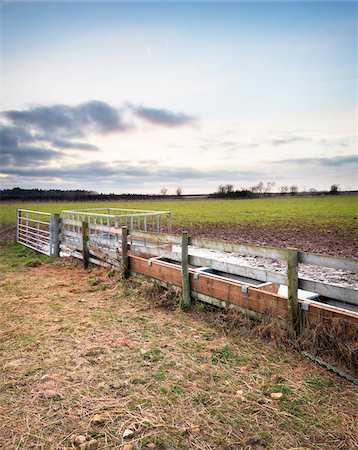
[16,209,55,256]
[60,208,172,259]
[61,208,172,234]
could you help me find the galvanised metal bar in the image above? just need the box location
[17,209,53,256]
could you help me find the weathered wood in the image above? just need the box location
[129,254,358,326]
[53,214,60,257]
[128,244,288,286]
[121,226,129,279]
[190,237,288,260]
[298,279,358,306]
[82,221,89,269]
[181,232,191,308]
[130,229,181,245]
[287,248,300,338]
[189,254,287,286]
[128,244,181,262]
[298,251,358,272]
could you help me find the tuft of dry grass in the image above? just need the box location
[0,242,357,449]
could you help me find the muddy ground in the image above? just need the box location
[172,222,358,259]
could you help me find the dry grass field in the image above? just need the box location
[0,241,357,449]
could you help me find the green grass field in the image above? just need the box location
[0,195,357,230]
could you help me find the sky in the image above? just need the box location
[0,1,357,194]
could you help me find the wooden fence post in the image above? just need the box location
[53,214,60,257]
[181,231,191,308]
[287,247,299,338]
[16,209,19,242]
[121,226,129,279]
[82,220,89,269]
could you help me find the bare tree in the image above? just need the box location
[330,184,339,195]
[225,184,234,194]
[263,181,276,194]
[176,187,183,197]
[160,187,168,196]
[280,185,289,195]
[290,185,298,196]
[250,181,264,196]
[218,185,226,193]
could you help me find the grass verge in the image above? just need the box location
[0,241,357,449]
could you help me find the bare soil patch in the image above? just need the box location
[1,253,357,449]
[173,222,358,259]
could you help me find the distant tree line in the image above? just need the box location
[0,188,167,202]
[0,184,348,202]
[209,182,345,199]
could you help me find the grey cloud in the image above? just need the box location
[0,145,61,167]
[49,138,99,151]
[4,100,129,138]
[1,160,263,183]
[0,124,62,168]
[278,154,357,167]
[0,125,33,148]
[131,105,196,127]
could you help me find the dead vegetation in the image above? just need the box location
[0,244,357,449]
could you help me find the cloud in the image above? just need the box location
[0,160,263,184]
[0,124,62,168]
[278,154,357,167]
[0,144,60,168]
[45,138,99,151]
[0,124,33,148]
[3,100,130,138]
[131,105,196,127]
[269,136,310,146]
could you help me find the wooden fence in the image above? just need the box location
[58,220,358,338]
[16,209,358,339]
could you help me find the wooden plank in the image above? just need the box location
[298,251,358,272]
[189,255,287,285]
[129,245,181,262]
[287,248,300,338]
[298,279,358,306]
[60,228,81,239]
[82,221,89,270]
[60,242,81,252]
[130,255,182,287]
[129,245,287,285]
[181,231,191,307]
[256,283,280,294]
[89,236,121,250]
[122,227,129,279]
[89,247,121,268]
[190,237,288,260]
[53,214,60,257]
[88,223,124,235]
[191,271,288,319]
[130,230,181,245]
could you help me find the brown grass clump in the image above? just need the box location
[298,318,358,374]
[1,246,358,449]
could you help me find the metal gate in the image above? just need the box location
[16,209,55,256]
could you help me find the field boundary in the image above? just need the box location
[16,208,358,339]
